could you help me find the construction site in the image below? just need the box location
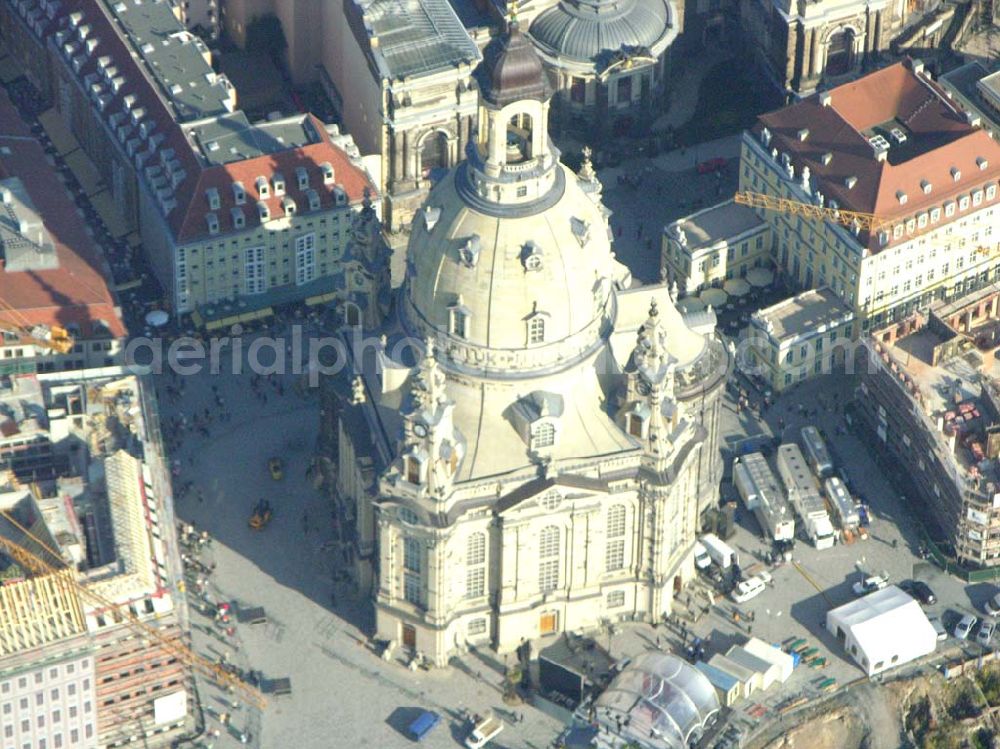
[0,370,194,748]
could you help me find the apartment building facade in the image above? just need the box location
[0,0,383,322]
[662,199,773,294]
[740,60,1000,334]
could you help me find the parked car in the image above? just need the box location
[978,619,996,647]
[900,580,936,605]
[927,615,948,641]
[852,573,889,596]
[408,711,441,742]
[731,572,771,604]
[985,592,1000,616]
[955,614,978,640]
[268,457,284,480]
[911,581,936,605]
[697,157,727,174]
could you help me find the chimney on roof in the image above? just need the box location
[908,59,925,76]
[967,112,982,127]
[819,92,832,107]
[761,127,772,147]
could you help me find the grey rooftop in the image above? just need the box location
[108,0,233,122]
[184,112,322,166]
[752,287,853,342]
[666,199,766,253]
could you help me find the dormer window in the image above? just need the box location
[231,207,245,229]
[978,157,989,171]
[256,176,269,198]
[921,180,932,194]
[449,300,470,339]
[272,173,285,196]
[320,162,334,185]
[206,213,219,235]
[521,241,543,271]
[333,187,347,206]
[306,189,321,211]
[459,235,480,268]
[527,315,545,345]
[282,196,296,217]
[951,167,961,182]
[896,190,907,205]
[232,181,246,205]
[296,166,309,190]
[257,200,270,221]
[206,187,220,210]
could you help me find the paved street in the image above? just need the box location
[598,135,742,283]
[157,326,564,749]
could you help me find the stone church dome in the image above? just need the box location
[529,0,675,63]
[403,162,627,371]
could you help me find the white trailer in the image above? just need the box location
[777,443,836,549]
[734,453,795,542]
[700,533,739,568]
[824,476,860,529]
[800,426,834,479]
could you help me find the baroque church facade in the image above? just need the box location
[325,19,730,666]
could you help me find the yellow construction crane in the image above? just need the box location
[734,190,1000,258]
[733,190,890,233]
[0,296,73,354]
[0,509,266,709]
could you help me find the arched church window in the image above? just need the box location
[343,302,361,328]
[405,456,422,484]
[826,28,855,77]
[627,412,645,438]
[539,526,560,592]
[420,131,449,178]
[506,113,533,163]
[605,505,626,572]
[466,532,486,598]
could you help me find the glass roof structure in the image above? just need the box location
[594,653,720,749]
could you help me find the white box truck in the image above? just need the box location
[777,444,836,549]
[700,533,739,568]
[734,453,796,542]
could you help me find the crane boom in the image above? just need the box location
[734,190,890,233]
[0,511,265,709]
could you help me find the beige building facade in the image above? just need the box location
[662,200,773,295]
[741,287,855,390]
[326,23,729,666]
[740,61,1000,333]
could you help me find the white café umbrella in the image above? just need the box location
[145,309,169,328]
[724,278,752,297]
[747,267,775,287]
[676,297,706,314]
[699,287,728,307]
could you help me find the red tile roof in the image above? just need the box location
[174,116,375,242]
[0,88,125,339]
[755,62,1000,251]
[46,2,375,246]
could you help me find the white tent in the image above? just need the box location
[742,637,794,683]
[826,585,937,676]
